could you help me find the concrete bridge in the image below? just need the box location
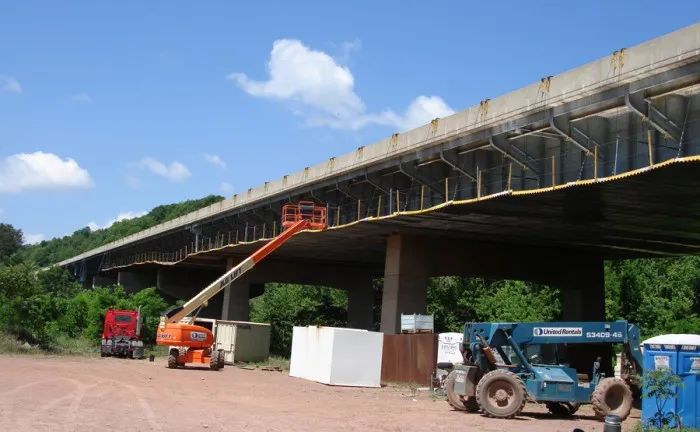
[60,24,700,334]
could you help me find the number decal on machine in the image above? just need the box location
[585,332,623,338]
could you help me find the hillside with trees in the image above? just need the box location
[14,194,224,267]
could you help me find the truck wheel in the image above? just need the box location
[476,369,527,418]
[167,349,178,369]
[217,350,225,369]
[591,377,633,420]
[445,370,479,412]
[209,352,220,370]
[546,401,580,417]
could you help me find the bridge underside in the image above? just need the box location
[89,159,700,350]
[120,158,700,271]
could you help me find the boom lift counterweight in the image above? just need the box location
[156,201,326,370]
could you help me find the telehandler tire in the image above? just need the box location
[591,377,633,420]
[476,369,527,418]
[167,349,179,369]
[445,370,479,412]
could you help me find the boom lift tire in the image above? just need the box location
[217,350,225,369]
[209,351,220,370]
[476,369,527,418]
[446,371,479,412]
[545,401,580,417]
[591,377,633,420]
[167,349,179,369]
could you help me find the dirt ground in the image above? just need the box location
[0,355,642,432]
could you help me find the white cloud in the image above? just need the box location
[0,151,93,193]
[228,39,453,131]
[0,75,22,94]
[69,93,92,103]
[24,233,44,245]
[203,153,226,168]
[219,181,234,194]
[136,157,191,182]
[87,210,147,231]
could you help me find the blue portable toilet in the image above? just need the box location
[642,334,700,428]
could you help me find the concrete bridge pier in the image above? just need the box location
[341,273,376,331]
[156,267,223,319]
[380,234,429,334]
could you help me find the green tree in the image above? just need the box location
[250,283,347,355]
[605,257,700,337]
[0,223,23,263]
[643,368,683,429]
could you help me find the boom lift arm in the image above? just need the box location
[157,201,326,370]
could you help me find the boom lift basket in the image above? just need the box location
[282,201,326,229]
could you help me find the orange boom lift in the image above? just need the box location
[156,201,327,369]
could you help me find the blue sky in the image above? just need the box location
[1,1,698,243]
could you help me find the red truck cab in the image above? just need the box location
[101,308,144,359]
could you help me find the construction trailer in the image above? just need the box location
[192,318,271,365]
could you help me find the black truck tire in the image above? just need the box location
[167,349,179,369]
[591,377,633,420]
[445,370,479,412]
[476,369,527,418]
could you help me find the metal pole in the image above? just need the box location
[647,129,654,166]
[395,190,400,212]
[477,167,482,198]
[336,206,341,226]
[377,195,382,217]
[551,155,556,186]
[357,200,361,221]
[420,185,425,209]
[594,145,599,179]
[613,136,619,175]
[444,178,449,203]
[507,162,513,190]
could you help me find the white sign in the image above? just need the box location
[437,332,464,364]
[533,327,583,337]
[690,357,700,373]
[654,355,670,370]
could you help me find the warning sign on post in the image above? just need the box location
[654,355,670,370]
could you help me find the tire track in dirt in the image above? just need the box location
[86,374,162,432]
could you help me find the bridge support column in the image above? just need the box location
[557,255,606,321]
[380,234,429,334]
[555,254,612,376]
[156,268,222,319]
[221,282,251,321]
[220,258,251,321]
[344,274,375,330]
[117,270,156,293]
